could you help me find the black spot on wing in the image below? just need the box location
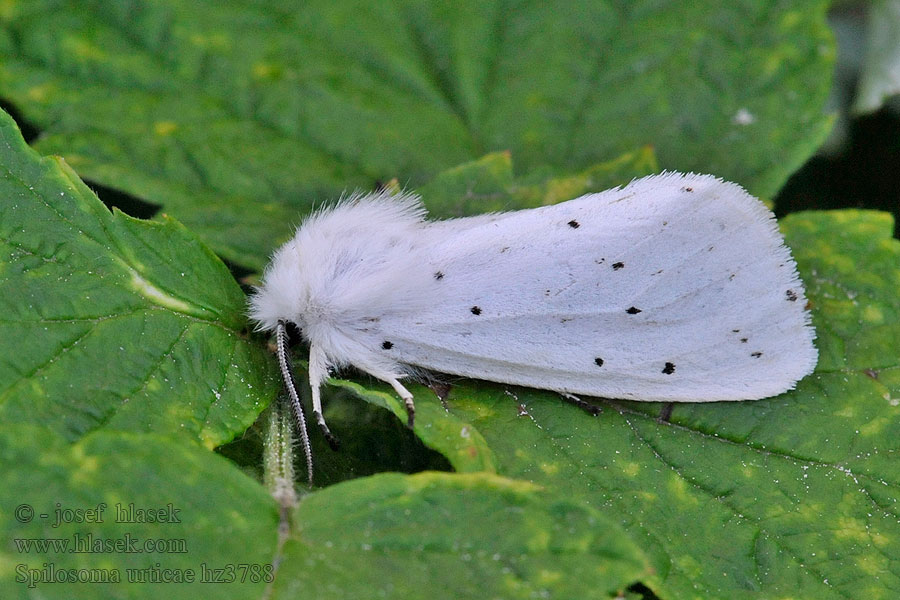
[662,362,676,375]
[470,306,482,315]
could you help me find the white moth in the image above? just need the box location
[250,172,817,481]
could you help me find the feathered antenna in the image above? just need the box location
[275,320,314,484]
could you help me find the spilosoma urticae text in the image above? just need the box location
[250,172,817,481]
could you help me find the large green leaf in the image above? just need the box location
[0,425,652,599]
[275,471,652,599]
[339,209,900,599]
[0,425,279,600]
[0,109,278,447]
[0,0,833,268]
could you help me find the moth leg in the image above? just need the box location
[657,403,674,423]
[308,344,340,450]
[388,378,416,428]
[559,392,603,416]
[428,381,452,410]
[362,368,416,428]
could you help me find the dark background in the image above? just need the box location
[776,108,900,238]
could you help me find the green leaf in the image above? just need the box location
[275,471,653,599]
[0,426,652,599]
[417,146,659,215]
[0,109,278,447]
[790,210,900,374]
[333,209,900,599]
[0,1,834,268]
[329,378,497,475]
[0,425,279,600]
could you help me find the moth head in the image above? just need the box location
[248,239,310,333]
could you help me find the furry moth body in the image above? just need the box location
[250,172,817,480]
